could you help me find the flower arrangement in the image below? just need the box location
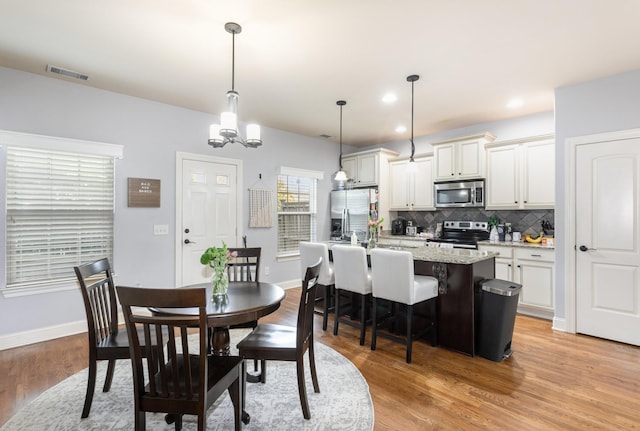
[200,242,238,295]
[367,217,384,246]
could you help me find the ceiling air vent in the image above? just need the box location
[46,64,90,81]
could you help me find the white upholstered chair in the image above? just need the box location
[299,242,335,330]
[369,248,438,363]
[331,244,373,345]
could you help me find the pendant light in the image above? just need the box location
[208,22,262,149]
[407,74,419,164]
[333,100,348,182]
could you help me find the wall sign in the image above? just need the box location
[128,178,161,207]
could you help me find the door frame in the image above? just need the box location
[564,127,640,334]
[175,151,243,287]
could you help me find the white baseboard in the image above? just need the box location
[0,319,87,350]
[552,316,568,332]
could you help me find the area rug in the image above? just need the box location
[2,330,374,430]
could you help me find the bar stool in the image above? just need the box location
[369,248,438,363]
[299,241,335,330]
[331,244,372,345]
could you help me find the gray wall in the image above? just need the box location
[0,66,339,337]
[554,68,640,319]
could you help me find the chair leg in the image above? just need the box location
[81,358,97,418]
[228,371,242,431]
[322,285,332,331]
[371,298,377,351]
[308,342,320,393]
[406,305,414,364]
[296,356,311,419]
[260,359,267,384]
[333,288,341,336]
[359,294,367,345]
[103,359,117,392]
[135,410,146,431]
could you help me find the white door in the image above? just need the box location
[177,155,241,287]
[576,139,640,346]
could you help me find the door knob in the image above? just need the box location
[184,239,195,244]
[579,245,595,252]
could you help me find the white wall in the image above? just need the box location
[0,66,339,341]
[554,68,640,320]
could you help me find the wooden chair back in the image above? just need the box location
[226,247,261,282]
[116,286,244,430]
[297,258,323,350]
[74,258,119,348]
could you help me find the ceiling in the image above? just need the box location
[2,1,640,147]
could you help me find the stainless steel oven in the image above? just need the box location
[434,179,484,208]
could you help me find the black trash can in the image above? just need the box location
[476,279,522,362]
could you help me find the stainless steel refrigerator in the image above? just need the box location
[330,188,378,240]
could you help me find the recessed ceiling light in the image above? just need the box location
[382,93,397,104]
[395,125,407,134]
[506,98,524,109]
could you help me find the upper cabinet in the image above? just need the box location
[389,155,434,211]
[342,149,398,188]
[432,133,496,181]
[485,134,555,210]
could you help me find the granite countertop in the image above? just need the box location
[324,241,496,265]
[476,240,555,250]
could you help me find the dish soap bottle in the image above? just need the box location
[351,231,358,245]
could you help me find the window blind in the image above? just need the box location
[5,147,115,288]
[277,174,317,256]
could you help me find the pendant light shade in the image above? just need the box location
[407,74,419,164]
[334,100,348,182]
[208,22,262,149]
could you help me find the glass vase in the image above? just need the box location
[212,269,229,297]
[368,228,378,249]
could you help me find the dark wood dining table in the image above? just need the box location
[151,281,286,356]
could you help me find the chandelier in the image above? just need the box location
[333,100,348,182]
[208,22,262,148]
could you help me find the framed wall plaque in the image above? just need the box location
[128,178,161,207]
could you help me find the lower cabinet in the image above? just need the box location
[478,244,554,320]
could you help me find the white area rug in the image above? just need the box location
[2,330,374,430]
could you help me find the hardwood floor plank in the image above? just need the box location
[1,287,639,430]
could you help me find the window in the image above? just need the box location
[277,167,323,257]
[2,131,122,292]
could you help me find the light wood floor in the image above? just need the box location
[1,287,639,430]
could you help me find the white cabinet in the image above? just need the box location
[432,133,495,181]
[478,244,555,320]
[389,155,434,210]
[485,134,555,210]
[342,150,398,187]
[340,148,399,231]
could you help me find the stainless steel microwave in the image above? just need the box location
[434,179,485,208]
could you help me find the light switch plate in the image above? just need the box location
[153,224,169,235]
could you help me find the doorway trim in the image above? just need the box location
[564,127,640,334]
[175,151,243,287]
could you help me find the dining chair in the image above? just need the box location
[236,258,322,420]
[116,285,245,431]
[226,247,261,283]
[74,257,159,419]
[369,248,439,363]
[299,242,334,331]
[226,247,262,374]
[331,244,372,345]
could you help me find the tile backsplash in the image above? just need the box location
[394,208,555,236]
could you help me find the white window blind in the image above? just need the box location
[5,147,115,289]
[277,173,317,256]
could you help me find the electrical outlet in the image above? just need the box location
[264,266,270,276]
[153,224,169,235]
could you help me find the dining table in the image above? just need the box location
[151,280,286,356]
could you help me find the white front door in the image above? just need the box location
[176,153,242,287]
[575,138,640,346]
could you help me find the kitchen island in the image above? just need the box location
[325,241,496,356]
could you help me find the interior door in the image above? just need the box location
[179,157,239,287]
[576,138,640,346]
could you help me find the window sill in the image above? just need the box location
[1,282,77,298]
